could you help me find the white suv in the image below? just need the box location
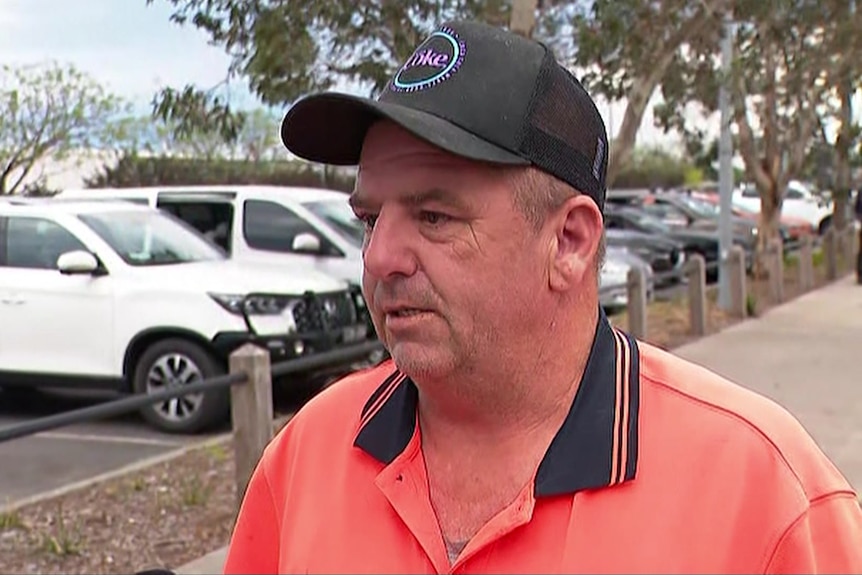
[58,185,365,286]
[0,198,372,433]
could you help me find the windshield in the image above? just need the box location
[78,209,227,266]
[674,195,720,218]
[302,198,365,248]
[624,209,673,234]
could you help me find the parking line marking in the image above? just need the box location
[34,431,183,447]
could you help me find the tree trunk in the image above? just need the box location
[509,0,538,38]
[758,178,783,250]
[606,77,654,186]
[605,4,720,186]
[833,73,853,231]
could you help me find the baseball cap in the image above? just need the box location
[280,20,609,209]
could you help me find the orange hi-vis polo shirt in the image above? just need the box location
[224,312,862,574]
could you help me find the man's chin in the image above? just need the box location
[388,342,456,382]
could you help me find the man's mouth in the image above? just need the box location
[388,308,428,317]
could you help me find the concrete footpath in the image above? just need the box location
[176,275,862,574]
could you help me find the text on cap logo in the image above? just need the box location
[390,26,466,93]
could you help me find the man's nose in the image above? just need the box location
[363,207,418,279]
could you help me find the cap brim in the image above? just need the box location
[280,93,529,167]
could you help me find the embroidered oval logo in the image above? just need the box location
[391,27,466,93]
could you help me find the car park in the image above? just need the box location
[0,198,373,434]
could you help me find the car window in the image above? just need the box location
[785,187,804,200]
[3,216,88,270]
[157,200,235,253]
[302,198,364,249]
[243,199,340,256]
[79,209,226,266]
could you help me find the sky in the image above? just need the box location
[0,0,687,153]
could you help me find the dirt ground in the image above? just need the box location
[0,254,852,575]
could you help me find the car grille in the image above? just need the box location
[292,292,358,335]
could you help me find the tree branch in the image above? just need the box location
[607,0,725,184]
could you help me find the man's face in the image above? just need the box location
[351,122,557,381]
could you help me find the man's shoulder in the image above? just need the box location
[263,360,399,455]
[637,341,853,498]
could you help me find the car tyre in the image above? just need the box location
[132,338,229,434]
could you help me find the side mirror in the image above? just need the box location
[292,232,322,254]
[57,250,100,275]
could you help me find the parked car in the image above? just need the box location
[733,180,834,235]
[599,246,655,313]
[688,190,813,248]
[58,185,364,287]
[604,205,753,281]
[603,223,686,287]
[58,185,385,353]
[607,189,759,250]
[0,198,374,434]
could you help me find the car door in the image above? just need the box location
[0,215,116,379]
[236,198,349,279]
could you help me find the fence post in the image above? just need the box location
[843,226,856,271]
[857,225,862,284]
[626,266,648,340]
[228,343,273,508]
[824,227,838,280]
[798,234,814,292]
[766,239,784,304]
[728,246,748,318]
[685,253,707,336]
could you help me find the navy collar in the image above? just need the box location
[354,309,641,496]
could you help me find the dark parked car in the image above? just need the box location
[605,204,754,282]
[603,227,686,287]
[606,189,761,250]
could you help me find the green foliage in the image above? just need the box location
[145,0,721,178]
[0,62,133,194]
[654,0,862,194]
[569,0,721,100]
[145,0,512,141]
[609,146,693,190]
[83,153,356,192]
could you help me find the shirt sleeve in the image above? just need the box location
[765,492,862,574]
[223,458,281,575]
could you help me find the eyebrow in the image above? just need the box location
[349,187,470,212]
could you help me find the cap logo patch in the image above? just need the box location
[390,27,466,93]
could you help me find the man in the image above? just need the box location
[224,21,862,574]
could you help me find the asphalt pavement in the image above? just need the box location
[0,383,312,506]
[0,389,225,504]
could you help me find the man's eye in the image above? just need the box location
[420,211,450,225]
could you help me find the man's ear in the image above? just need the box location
[547,195,604,292]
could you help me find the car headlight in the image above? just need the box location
[209,293,288,316]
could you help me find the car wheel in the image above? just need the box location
[132,338,229,434]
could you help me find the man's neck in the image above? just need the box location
[416,305,599,451]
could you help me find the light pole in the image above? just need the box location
[717,10,736,310]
